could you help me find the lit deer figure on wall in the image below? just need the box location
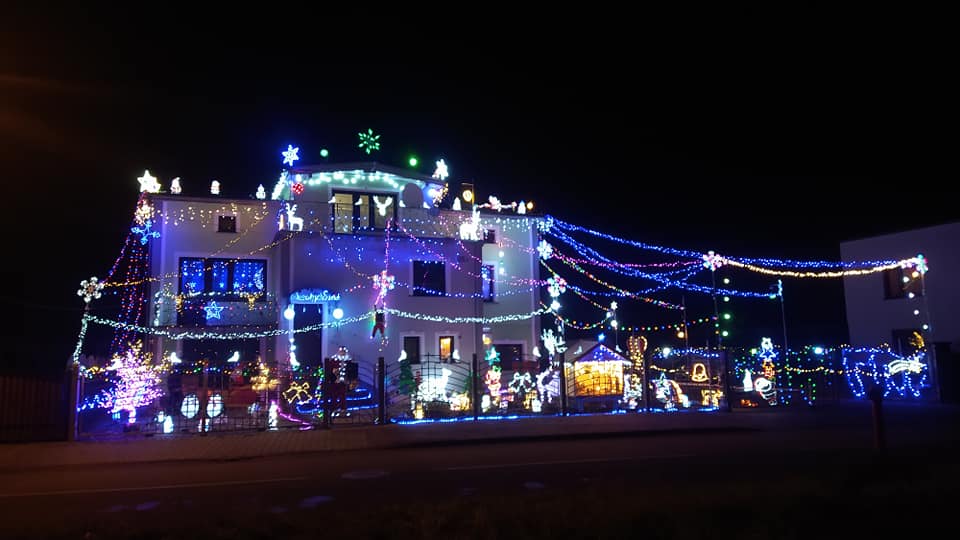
[458,205,482,241]
[285,203,303,231]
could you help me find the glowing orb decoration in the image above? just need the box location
[206,393,224,418]
[181,394,199,418]
[332,307,344,320]
[283,305,296,321]
[320,148,329,158]
[408,156,418,167]
[291,182,305,196]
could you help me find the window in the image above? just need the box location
[497,344,523,371]
[484,229,496,244]
[439,336,454,361]
[891,328,923,355]
[481,264,495,302]
[882,267,923,299]
[403,336,421,364]
[332,191,396,233]
[217,215,237,233]
[178,257,267,297]
[412,261,445,296]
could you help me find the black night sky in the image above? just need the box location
[2,8,953,373]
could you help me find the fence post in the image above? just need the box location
[322,358,331,429]
[643,350,650,412]
[723,348,733,412]
[66,363,79,441]
[377,356,386,425]
[558,352,568,416]
[198,360,208,435]
[471,353,479,421]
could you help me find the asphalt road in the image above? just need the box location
[1,402,958,538]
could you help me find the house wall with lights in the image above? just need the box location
[146,164,543,382]
[841,221,960,352]
[147,196,284,365]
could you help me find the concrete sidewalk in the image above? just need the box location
[0,411,778,472]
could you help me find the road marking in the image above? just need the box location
[444,454,696,471]
[341,469,388,480]
[0,476,309,498]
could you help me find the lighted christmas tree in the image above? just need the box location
[101,340,164,424]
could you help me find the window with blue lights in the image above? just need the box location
[233,261,266,293]
[332,190,396,233]
[180,258,206,294]
[177,257,267,297]
[412,260,445,296]
[481,264,495,302]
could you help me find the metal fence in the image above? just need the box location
[0,373,68,442]
[66,343,940,439]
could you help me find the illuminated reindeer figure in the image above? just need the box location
[284,203,303,231]
[458,205,482,241]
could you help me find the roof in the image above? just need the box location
[565,340,631,365]
[288,161,444,189]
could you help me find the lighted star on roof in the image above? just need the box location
[137,170,161,193]
[281,145,300,167]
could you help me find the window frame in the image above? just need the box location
[217,215,237,233]
[411,260,446,297]
[331,189,398,233]
[178,256,268,299]
[481,264,496,302]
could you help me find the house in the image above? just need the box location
[144,162,545,422]
[840,222,959,352]
[840,222,960,402]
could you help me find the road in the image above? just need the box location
[1,402,958,538]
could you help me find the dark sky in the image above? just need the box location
[2,8,953,372]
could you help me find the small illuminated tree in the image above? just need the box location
[101,340,164,424]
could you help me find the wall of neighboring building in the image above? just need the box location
[841,222,960,348]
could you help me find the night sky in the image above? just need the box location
[2,9,952,373]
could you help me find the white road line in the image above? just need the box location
[444,454,696,471]
[0,476,310,498]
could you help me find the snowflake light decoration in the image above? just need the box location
[433,159,449,180]
[131,219,160,245]
[372,270,396,303]
[547,276,567,298]
[77,276,104,304]
[702,250,725,271]
[903,254,928,275]
[137,170,161,193]
[282,144,300,167]
[358,128,381,154]
[537,239,553,260]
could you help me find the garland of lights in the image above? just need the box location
[549,215,909,270]
[384,307,547,325]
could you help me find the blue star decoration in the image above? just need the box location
[131,219,161,245]
[282,145,300,167]
[204,301,225,320]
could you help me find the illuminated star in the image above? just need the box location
[204,301,225,320]
[281,145,300,167]
[358,129,381,154]
[137,170,161,193]
[433,159,449,180]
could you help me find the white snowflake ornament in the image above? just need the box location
[78,276,104,304]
